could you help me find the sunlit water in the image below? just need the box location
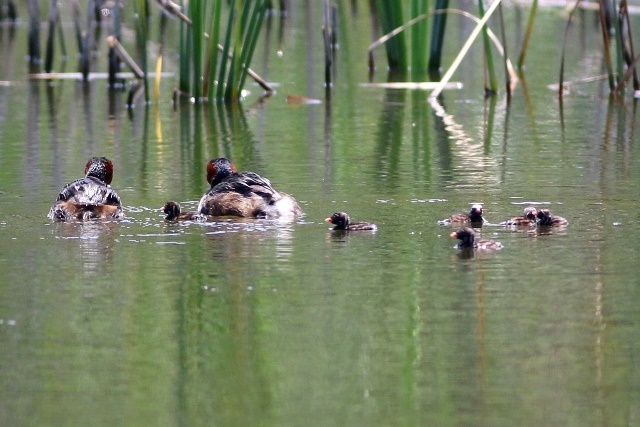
[1,3,640,426]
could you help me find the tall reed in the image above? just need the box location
[28,0,40,64]
[181,0,268,103]
[108,0,122,88]
[45,0,59,73]
[517,0,537,69]
[410,0,429,78]
[133,0,150,102]
[376,0,408,73]
[476,0,497,94]
[429,0,448,74]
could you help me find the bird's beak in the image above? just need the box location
[324,217,332,223]
[450,231,458,238]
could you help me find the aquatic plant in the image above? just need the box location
[559,0,639,98]
[372,0,504,95]
[177,0,270,103]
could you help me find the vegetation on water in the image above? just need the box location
[6,0,640,104]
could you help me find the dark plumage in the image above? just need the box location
[48,157,124,221]
[325,212,377,231]
[442,204,485,226]
[450,227,503,250]
[197,158,302,219]
[536,209,569,227]
[162,201,206,221]
[501,206,538,226]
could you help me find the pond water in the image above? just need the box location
[1,2,640,426]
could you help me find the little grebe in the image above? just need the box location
[450,228,503,250]
[441,204,485,226]
[197,158,302,219]
[48,157,124,221]
[162,201,206,221]
[500,206,538,226]
[536,209,569,227]
[325,212,377,231]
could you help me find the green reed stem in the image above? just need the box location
[205,0,222,100]
[609,0,624,87]
[56,9,67,60]
[517,0,537,69]
[411,0,429,78]
[377,0,408,71]
[191,0,204,100]
[28,0,40,64]
[558,0,582,98]
[133,0,149,102]
[498,1,510,96]
[45,0,58,73]
[224,0,250,101]
[237,1,267,97]
[477,0,497,94]
[216,1,236,100]
[179,0,191,95]
[429,0,448,74]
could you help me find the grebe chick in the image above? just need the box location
[500,206,538,226]
[325,212,377,231]
[441,204,485,226]
[450,227,503,250]
[162,201,206,221]
[536,209,569,227]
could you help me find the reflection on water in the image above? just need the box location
[51,220,121,275]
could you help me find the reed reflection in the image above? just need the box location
[375,88,406,190]
[50,220,119,276]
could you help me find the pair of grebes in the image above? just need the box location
[48,157,568,251]
[47,157,371,231]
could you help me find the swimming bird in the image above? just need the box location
[197,158,302,219]
[440,204,485,226]
[325,212,377,231]
[48,157,124,221]
[450,227,503,250]
[500,206,538,226]
[162,201,206,221]
[536,209,569,227]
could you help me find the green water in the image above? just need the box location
[1,3,640,426]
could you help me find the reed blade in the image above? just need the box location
[205,0,223,101]
[226,0,253,101]
[237,1,268,96]
[477,0,497,94]
[28,0,41,64]
[517,0,537,69]
[411,0,429,78]
[377,0,408,72]
[597,0,615,91]
[45,0,59,73]
[217,1,237,100]
[429,0,448,74]
[191,0,204,100]
[133,0,150,102]
[179,0,192,95]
